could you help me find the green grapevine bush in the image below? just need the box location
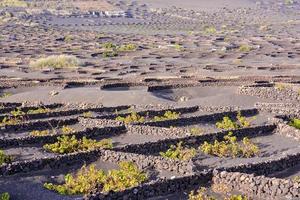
[153,111,180,121]
[0,193,9,200]
[289,118,300,129]
[44,161,147,195]
[30,130,50,136]
[27,107,50,114]
[216,112,254,130]
[61,125,74,134]
[115,112,145,124]
[160,141,196,160]
[43,136,113,154]
[0,150,12,165]
[200,132,259,158]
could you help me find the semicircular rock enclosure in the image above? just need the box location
[0,0,300,200]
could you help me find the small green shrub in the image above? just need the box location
[118,44,137,52]
[225,195,248,200]
[0,116,23,126]
[190,127,203,135]
[289,118,300,129]
[200,132,259,158]
[61,125,75,134]
[30,125,75,136]
[0,150,12,165]
[64,35,74,42]
[102,161,147,192]
[27,108,50,114]
[0,108,25,126]
[103,51,118,58]
[0,192,10,200]
[160,141,196,160]
[10,108,25,116]
[30,125,76,137]
[102,42,137,52]
[96,33,107,39]
[204,26,217,35]
[238,44,252,52]
[189,187,216,200]
[115,112,145,124]
[43,136,113,154]
[44,164,105,195]
[102,42,137,57]
[0,0,28,7]
[82,111,93,118]
[102,42,117,50]
[0,93,12,98]
[236,112,253,128]
[30,55,80,69]
[173,44,183,51]
[44,161,147,195]
[216,116,238,130]
[293,175,300,182]
[216,112,254,130]
[285,0,294,5]
[153,111,180,121]
[30,130,51,136]
[275,83,286,91]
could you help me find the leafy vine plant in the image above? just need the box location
[115,110,180,124]
[0,192,10,200]
[0,150,12,165]
[160,141,196,161]
[43,135,113,154]
[0,108,25,126]
[200,132,259,158]
[216,111,255,130]
[159,131,259,160]
[0,105,51,126]
[289,118,300,129]
[115,111,145,124]
[30,125,74,136]
[44,161,147,195]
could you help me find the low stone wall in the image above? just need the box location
[275,121,300,141]
[146,79,258,92]
[139,109,258,128]
[0,149,102,176]
[0,117,79,133]
[255,102,300,116]
[88,171,212,200]
[213,170,299,200]
[100,150,195,175]
[96,105,199,120]
[127,125,188,137]
[0,102,22,107]
[147,83,197,91]
[115,125,276,155]
[0,103,63,114]
[0,148,195,177]
[220,151,300,177]
[78,117,123,127]
[266,115,300,141]
[100,82,146,89]
[0,125,126,148]
[197,105,246,113]
[238,85,300,102]
[0,76,297,90]
[0,105,130,121]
